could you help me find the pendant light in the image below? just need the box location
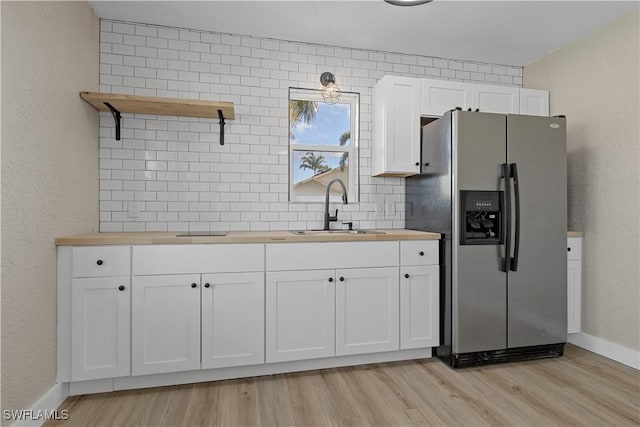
[320,72,341,104]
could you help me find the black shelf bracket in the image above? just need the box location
[217,109,226,146]
[104,102,121,141]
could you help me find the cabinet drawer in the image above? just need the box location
[266,241,399,271]
[133,244,264,275]
[567,237,582,261]
[400,240,438,266]
[72,246,131,278]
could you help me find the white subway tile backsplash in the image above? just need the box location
[99,19,522,231]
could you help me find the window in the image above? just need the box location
[289,88,359,203]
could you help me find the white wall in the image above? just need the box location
[1,1,99,415]
[97,20,523,232]
[525,10,639,351]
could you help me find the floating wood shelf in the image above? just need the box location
[79,91,234,144]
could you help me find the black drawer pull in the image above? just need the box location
[419,251,424,256]
[118,285,125,291]
[339,277,345,282]
[567,247,571,252]
[96,259,103,266]
[191,283,197,288]
[404,273,410,279]
[328,277,334,283]
[204,283,210,288]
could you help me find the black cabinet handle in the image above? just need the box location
[191,283,197,288]
[328,277,334,283]
[419,251,424,256]
[415,162,419,166]
[567,247,571,252]
[96,259,103,266]
[339,277,345,282]
[404,273,410,279]
[424,162,430,167]
[118,285,125,291]
[204,283,210,288]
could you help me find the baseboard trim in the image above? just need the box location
[568,332,639,370]
[67,347,432,395]
[10,382,69,427]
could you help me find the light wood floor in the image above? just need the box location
[47,345,639,427]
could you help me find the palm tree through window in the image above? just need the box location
[288,88,359,203]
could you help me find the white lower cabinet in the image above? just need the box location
[335,267,399,356]
[266,270,336,363]
[71,277,130,381]
[131,274,201,376]
[567,261,581,334]
[400,265,440,349]
[567,237,583,334]
[60,239,441,391]
[266,266,403,362]
[201,272,264,369]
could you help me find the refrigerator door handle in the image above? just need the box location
[501,163,511,272]
[510,163,521,271]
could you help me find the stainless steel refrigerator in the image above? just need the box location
[406,110,567,367]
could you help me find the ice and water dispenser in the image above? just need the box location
[459,191,503,245]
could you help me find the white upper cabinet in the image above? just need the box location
[472,83,520,114]
[421,79,472,116]
[519,88,550,116]
[372,76,549,178]
[372,75,421,177]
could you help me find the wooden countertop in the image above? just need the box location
[55,229,441,246]
[56,230,584,246]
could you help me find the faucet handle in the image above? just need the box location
[328,209,338,222]
[342,221,353,230]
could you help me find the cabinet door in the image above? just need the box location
[519,88,549,116]
[201,272,264,369]
[335,267,399,356]
[567,260,582,334]
[372,75,421,176]
[266,270,335,363]
[400,265,440,349]
[421,79,472,116]
[132,274,201,375]
[71,277,130,381]
[472,83,520,114]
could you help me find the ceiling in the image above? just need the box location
[88,1,639,66]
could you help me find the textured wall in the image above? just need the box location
[524,10,639,350]
[98,20,522,232]
[1,1,99,414]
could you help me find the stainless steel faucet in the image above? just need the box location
[323,178,348,231]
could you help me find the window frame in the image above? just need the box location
[288,87,360,204]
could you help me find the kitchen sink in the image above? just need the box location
[289,229,386,235]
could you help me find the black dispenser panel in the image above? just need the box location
[460,191,503,245]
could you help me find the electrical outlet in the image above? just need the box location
[375,199,385,218]
[385,201,396,217]
[127,201,140,218]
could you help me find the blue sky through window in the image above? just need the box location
[291,102,351,183]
